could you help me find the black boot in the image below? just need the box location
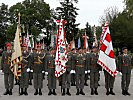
[122,89,126,95]
[34,89,38,95]
[66,88,71,96]
[9,89,12,95]
[76,89,80,95]
[80,89,85,95]
[94,88,98,95]
[91,88,94,95]
[53,89,57,95]
[106,89,110,95]
[125,90,131,96]
[39,89,42,95]
[84,81,88,86]
[48,89,52,95]
[62,89,65,96]
[20,88,23,95]
[110,88,115,95]
[29,80,32,85]
[3,89,9,95]
[24,88,28,95]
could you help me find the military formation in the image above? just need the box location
[0,43,132,96]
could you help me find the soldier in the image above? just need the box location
[61,47,72,96]
[31,44,45,95]
[28,47,33,85]
[71,48,76,86]
[19,43,30,95]
[118,47,132,96]
[45,48,57,96]
[75,48,85,95]
[89,46,101,95]
[1,43,14,95]
[83,48,90,86]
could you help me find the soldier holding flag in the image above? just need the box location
[19,43,30,95]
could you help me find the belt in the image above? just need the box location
[122,64,129,66]
[48,66,55,68]
[76,64,84,67]
[34,62,42,64]
[91,64,97,67]
[4,62,10,64]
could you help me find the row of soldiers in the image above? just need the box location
[0,43,132,96]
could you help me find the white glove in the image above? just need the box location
[42,71,45,73]
[73,70,76,74]
[26,68,30,72]
[45,72,48,75]
[70,70,74,74]
[85,71,88,74]
[30,70,33,72]
[88,70,90,73]
[0,70,3,73]
[119,72,122,75]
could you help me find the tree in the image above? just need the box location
[85,22,93,48]
[99,6,119,24]
[8,0,51,41]
[56,0,79,42]
[0,3,9,47]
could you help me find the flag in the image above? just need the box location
[78,37,81,48]
[29,35,34,48]
[10,24,22,79]
[70,39,75,50]
[55,19,68,77]
[83,32,89,49]
[93,25,98,47]
[97,22,117,77]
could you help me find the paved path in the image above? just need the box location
[0,71,133,100]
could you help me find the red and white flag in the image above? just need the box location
[55,19,68,77]
[97,22,117,77]
[83,32,89,49]
[93,25,98,47]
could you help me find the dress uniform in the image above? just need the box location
[19,44,30,95]
[75,48,85,95]
[89,46,101,95]
[104,70,115,95]
[28,47,33,85]
[71,48,76,86]
[118,47,132,96]
[1,43,14,95]
[84,48,90,86]
[31,44,45,95]
[45,49,57,96]
[61,50,72,96]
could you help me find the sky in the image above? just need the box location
[0,0,125,28]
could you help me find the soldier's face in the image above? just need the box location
[7,46,11,51]
[123,49,128,54]
[37,47,41,51]
[23,47,27,51]
[92,48,97,53]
